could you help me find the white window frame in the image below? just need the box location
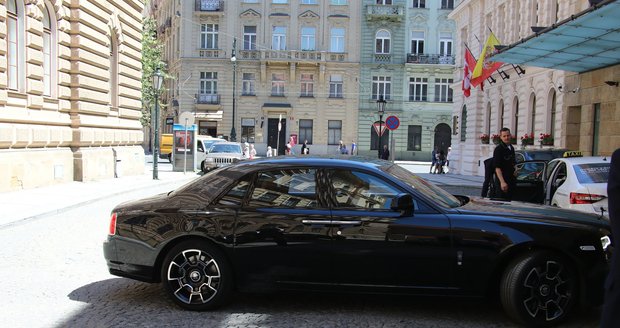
[271,73,286,96]
[439,32,453,56]
[375,30,391,54]
[412,0,425,8]
[434,78,453,102]
[200,23,219,49]
[301,27,316,51]
[200,72,218,95]
[300,73,314,97]
[243,26,257,50]
[42,5,55,97]
[409,77,428,102]
[242,73,256,96]
[330,28,345,53]
[372,76,391,100]
[329,74,343,98]
[410,31,425,54]
[272,26,287,50]
[301,0,318,4]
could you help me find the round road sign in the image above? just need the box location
[385,115,400,130]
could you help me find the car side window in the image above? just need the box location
[545,160,560,183]
[515,162,545,182]
[248,169,318,208]
[215,174,253,206]
[515,153,525,163]
[328,169,402,210]
[197,141,204,153]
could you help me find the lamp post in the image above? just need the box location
[152,68,164,180]
[377,95,386,158]
[230,38,237,142]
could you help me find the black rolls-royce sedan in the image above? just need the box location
[103,157,611,327]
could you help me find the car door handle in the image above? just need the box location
[302,219,330,225]
[331,220,362,226]
[178,210,211,215]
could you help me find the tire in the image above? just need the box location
[200,161,207,173]
[500,251,577,327]
[161,240,233,311]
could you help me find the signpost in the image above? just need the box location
[384,116,399,161]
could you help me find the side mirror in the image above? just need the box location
[391,193,414,217]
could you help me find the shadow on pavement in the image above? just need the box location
[61,278,600,327]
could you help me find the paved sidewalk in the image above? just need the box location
[0,165,199,228]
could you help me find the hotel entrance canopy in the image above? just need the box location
[492,0,620,73]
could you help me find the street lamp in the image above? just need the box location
[230,38,237,142]
[152,68,164,180]
[377,95,387,158]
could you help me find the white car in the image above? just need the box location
[514,153,610,218]
[200,142,244,172]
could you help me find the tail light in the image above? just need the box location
[569,192,606,204]
[109,212,117,235]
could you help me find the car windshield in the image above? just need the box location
[210,144,242,154]
[383,164,462,208]
[520,150,566,162]
[204,139,223,150]
[573,163,610,184]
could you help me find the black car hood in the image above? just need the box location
[457,197,609,228]
[114,192,171,213]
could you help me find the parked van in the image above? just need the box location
[160,133,173,162]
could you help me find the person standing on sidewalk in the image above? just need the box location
[493,127,516,200]
[601,148,620,328]
[445,147,452,173]
[380,145,390,160]
[430,147,437,173]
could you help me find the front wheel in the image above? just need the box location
[500,251,577,327]
[161,240,233,311]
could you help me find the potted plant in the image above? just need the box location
[539,133,554,146]
[480,134,490,144]
[491,134,501,144]
[520,133,534,146]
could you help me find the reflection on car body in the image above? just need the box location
[104,156,610,327]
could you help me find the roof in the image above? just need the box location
[553,156,611,165]
[491,0,620,73]
[235,155,389,170]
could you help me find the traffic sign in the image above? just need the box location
[373,122,387,137]
[385,115,400,130]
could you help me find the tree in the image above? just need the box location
[140,17,167,127]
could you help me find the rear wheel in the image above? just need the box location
[500,251,577,327]
[161,240,233,311]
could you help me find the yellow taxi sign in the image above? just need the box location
[563,151,583,158]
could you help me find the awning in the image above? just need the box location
[491,0,620,73]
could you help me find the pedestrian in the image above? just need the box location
[285,143,291,155]
[601,147,620,328]
[351,140,357,155]
[435,149,446,174]
[249,144,256,160]
[493,127,516,200]
[430,147,437,173]
[481,157,495,197]
[339,140,347,155]
[266,146,273,157]
[445,146,452,173]
[301,139,308,155]
[380,144,390,160]
[289,136,296,155]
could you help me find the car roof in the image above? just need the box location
[552,156,610,165]
[232,155,389,170]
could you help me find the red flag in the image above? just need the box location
[462,47,476,97]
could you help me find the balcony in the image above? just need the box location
[237,50,348,63]
[374,54,392,63]
[198,49,223,58]
[366,5,404,22]
[406,54,455,65]
[196,94,220,105]
[195,0,223,12]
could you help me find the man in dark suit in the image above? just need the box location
[601,148,620,327]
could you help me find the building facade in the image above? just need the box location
[0,0,145,192]
[449,0,620,176]
[357,0,456,161]
[153,0,361,156]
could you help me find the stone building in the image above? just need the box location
[0,0,145,192]
[358,0,456,161]
[449,0,620,176]
[151,0,361,156]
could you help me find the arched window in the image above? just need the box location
[375,30,391,54]
[529,93,536,136]
[460,105,467,142]
[7,0,25,91]
[513,97,519,143]
[42,3,56,97]
[499,99,505,131]
[110,31,119,109]
[549,89,557,140]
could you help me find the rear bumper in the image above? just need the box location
[103,236,159,283]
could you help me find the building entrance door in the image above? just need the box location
[433,123,451,152]
[267,118,287,155]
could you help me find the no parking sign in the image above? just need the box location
[385,115,400,130]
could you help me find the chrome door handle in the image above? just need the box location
[331,220,362,226]
[302,219,330,225]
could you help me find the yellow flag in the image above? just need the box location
[472,32,501,79]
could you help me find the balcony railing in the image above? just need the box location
[366,5,404,21]
[237,50,348,62]
[196,94,220,104]
[198,49,223,58]
[406,54,455,65]
[374,54,392,63]
[195,0,223,12]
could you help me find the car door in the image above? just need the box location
[325,168,453,291]
[232,167,334,289]
[512,160,547,203]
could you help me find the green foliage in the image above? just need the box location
[140,17,167,127]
